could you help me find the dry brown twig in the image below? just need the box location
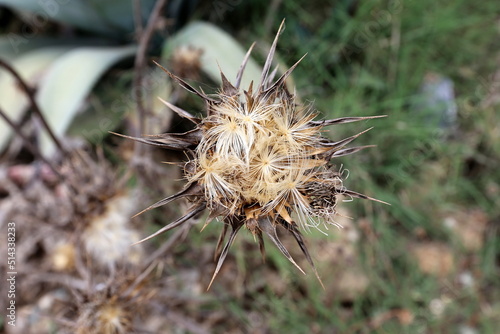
[0,105,63,180]
[132,0,169,143]
[0,58,67,155]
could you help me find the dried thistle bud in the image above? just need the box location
[82,193,144,268]
[170,45,203,80]
[76,300,132,334]
[118,20,387,287]
[74,288,135,334]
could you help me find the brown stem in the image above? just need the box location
[0,105,63,181]
[133,0,169,137]
[0,58,67,155]
[133,0,144,38]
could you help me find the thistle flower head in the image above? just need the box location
[118,20,387,287]
[71,273,152,334]
[76,299,132,334]
[82,193,144,268]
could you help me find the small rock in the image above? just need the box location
[410,242,454,277]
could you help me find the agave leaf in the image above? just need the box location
[67,67,174,142]
[86,0,156,35]
[146,69,176,134]
[0,47,73,152]
[0,36,68,59]
[0,0,156,38]
[36,45,137,156]
[162,21,262,90]
[0,35,113,59]
[65,82,128,144]
[0,36,18,60]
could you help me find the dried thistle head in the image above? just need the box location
[1,148,144,274]
[82,193,144,268]
[118,20,386,287]
[69,272,154,334]
[76,298,132,334]
[170,45,203,80]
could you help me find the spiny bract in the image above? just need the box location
[118,21,386,287]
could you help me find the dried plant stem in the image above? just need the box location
[25,273,88,291]
[132,0,169,137]
[132,0,144,37]
[0,60,94,202]
[122,261,157,298]
[0,105,63,180]
[0,59,67,155]
[165,311,210,334]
